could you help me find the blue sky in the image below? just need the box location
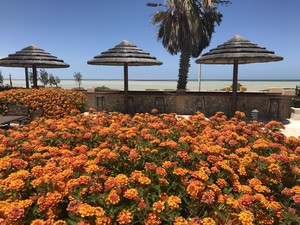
[0,0,299,81]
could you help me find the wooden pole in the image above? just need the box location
[231,59,238,116]
[124,63,129,114]
[25,68,29,89]
[32,65,38,88]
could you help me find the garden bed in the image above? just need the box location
[0,110,299,224]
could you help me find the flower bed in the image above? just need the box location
[0,88,86,118]
[0,111,299,224]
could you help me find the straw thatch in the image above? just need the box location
[0,44,70,68]
[195,34,283,64]
[87,40,162,66]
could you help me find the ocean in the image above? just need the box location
[3,79,300,92]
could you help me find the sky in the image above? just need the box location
[0,0,299,81]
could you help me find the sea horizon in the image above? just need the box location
[3,78,300,92]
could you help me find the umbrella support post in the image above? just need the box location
[32,66,38,89]
[124,64,129,114]
[231,60,238,116]
[25,68,30,89]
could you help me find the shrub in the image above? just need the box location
[293,85,300,108]
[95,86,111,92]
[0,88,86,118]
[0,111,299,224]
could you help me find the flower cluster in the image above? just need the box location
[0,88,86,118]
[0,111,299,224]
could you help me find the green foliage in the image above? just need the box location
[95,86,111,91]
[39,69,49,87]
[49,74,61,87]
[293,85,300,108]
[149,0,231,90]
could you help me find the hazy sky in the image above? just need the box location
[0,0,299,81]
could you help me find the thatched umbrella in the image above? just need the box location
[0,44,69,88]
[195,34,283,115]
[87,40,162,113]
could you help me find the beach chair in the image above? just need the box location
[0,105,29,128]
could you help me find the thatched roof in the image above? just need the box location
[196,34,283,64]
[87,40,163,66]
[0,44,70,68]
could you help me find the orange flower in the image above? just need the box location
[114,174,129,187]
[156,167,167,177]
[145,212,161,225]
[173,167,189,176]
[249,178,271,193]
[201,191,215,204]
[95,216,112,225]
[173,216,188,225]
[144,162,157,171]
[177,151,191,161]
[116,209,132,224]
[124,188,139,199]
[238,210,254,225]
[130,170,143,181]
[167,195,181,210]
[202,217,216,225]
[153,200,165,213]
[105,189,120,205]
[30,219,45,225]
[191,167,210,181]
[77,203,95,217]
[5,206,25,221]
[293,194,300,204]
[138,176,151,185]
[187,180,205,199]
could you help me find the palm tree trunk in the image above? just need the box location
[177,50,191,90]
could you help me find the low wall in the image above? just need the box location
[84,90,294,119]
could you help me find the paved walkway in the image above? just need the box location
[280,119,300,137]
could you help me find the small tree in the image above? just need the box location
[9,74,12,87]
[74,72,82,89]
[29,71,34,86]
[54,76,61,87]
[49,74,61,87]
[39,69,49,87]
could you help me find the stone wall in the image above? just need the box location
[84,90,294,119]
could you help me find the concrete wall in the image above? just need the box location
[84,90,294,119]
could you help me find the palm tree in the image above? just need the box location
[149,0,230,90]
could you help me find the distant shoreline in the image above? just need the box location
[2,79,299,92]
[4,78,300,82]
